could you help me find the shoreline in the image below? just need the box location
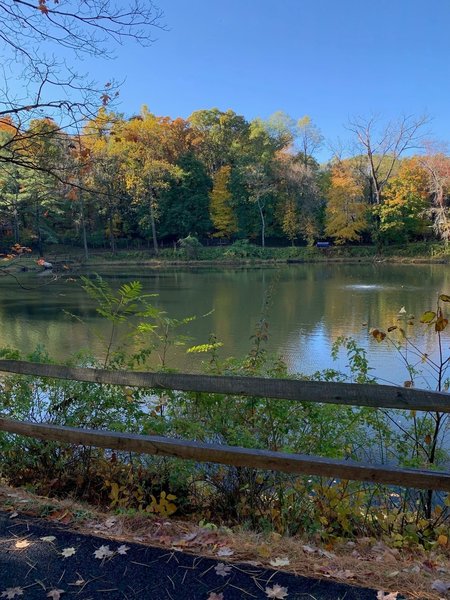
[4,244,450,273]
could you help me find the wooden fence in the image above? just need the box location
[0,359,449,492]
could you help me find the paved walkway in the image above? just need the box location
[0,512,393,599]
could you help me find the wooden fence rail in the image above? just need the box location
[0,360,450,492]
[1,359,450,413]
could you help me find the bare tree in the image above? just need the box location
[0,1,164,181]
[242,164,275,248]
[419,142,450,243]
[347,113,429,205]
[0,1,163,119]
[297,115,323,167]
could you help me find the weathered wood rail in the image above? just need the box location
[0,359,449,492]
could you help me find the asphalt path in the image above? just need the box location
[0,512,396,599]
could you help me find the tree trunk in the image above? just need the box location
[257,199,265,248]
[12,199,19,243]
[108,207,116,255]
[149,195,159,254]
[35,199,43,257]
[79,191,89,261]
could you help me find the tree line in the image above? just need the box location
[0,107,449,256]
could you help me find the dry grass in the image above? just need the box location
[0,483,448,600]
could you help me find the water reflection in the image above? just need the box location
[0,263,449,385]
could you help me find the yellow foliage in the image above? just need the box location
[146,491,177,517]
[325,161,368,244]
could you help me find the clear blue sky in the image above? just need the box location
[87,0,450,160]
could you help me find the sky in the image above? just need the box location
[82,0,450,160]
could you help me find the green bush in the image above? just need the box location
[224,239,263,259]
[1,278,449,544]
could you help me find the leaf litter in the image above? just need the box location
[1,483,449,599]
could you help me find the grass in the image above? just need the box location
[10,241,450,267]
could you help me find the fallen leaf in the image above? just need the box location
[214,563,232,577]
[335,570,355,579]
[319,549,336,559]
[437,534,448,546]
[269,557,290,568]
[40,536,56,543]
[376,593,398,600]
[207,594,224,600]
[1,589,24,599]
[265,584,288,599]
[116,544,130,555]
[61,547,76,558]
[94,545,114,559]
[49,510,72,524]
[14,540,30,549]
[257,543,271,558]
[47,590,64,600]
[217,546,234,557]
[302,544,316,554]
[431,580,450,594]
[104,517,117,528]
[403,565,420,574]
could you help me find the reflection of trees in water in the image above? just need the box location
[1,265,450,379]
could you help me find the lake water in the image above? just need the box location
[1,263,450,386]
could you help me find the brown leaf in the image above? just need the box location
[49,510,72,524]
[435,316,448,332]
[370,328,386,342]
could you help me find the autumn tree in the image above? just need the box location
[325,160,368,244]
[281,198,301,245]
[297,116,324,167]
[274,150,322,246]
[242,164,274,247]
[188,109,249,176]
[377,157,430,242]
[0,0,164,229]
[116,108,184,253]
[347,114,429,206]
[419,144,450,243]
[14,118,66,255]
[83,109,125,254]
[209,166,238,239]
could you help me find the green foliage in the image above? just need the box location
[1,279,450,544]
[0,105,448,255]
[178,235,203,259]
[159,154,212,239]
[224,239,263,259]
